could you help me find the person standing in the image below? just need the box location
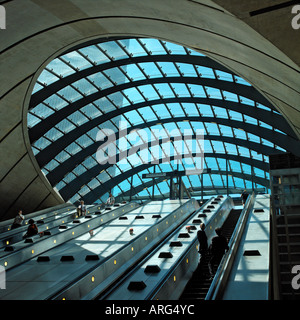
[11,210,25,229]
[208,227,229,279]
[197,223,208,275]
[77,200,87,217]
[241,190,249,206]
[106,193,115,206]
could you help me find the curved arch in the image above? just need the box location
[46,134,277,186]
[115,177,265,201]
[26,37,298,206]
[78,161,269,204]
[35,115,299,167]
[29,96,295,143]
[29,75,271,142]
[29,53,234,107]
[58,140,270,199]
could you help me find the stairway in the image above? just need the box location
[179,208,242,300]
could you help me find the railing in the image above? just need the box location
[147,196,234,300]
[205,192,255,300]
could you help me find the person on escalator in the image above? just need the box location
[208,227,229,280]
[241,190,249,206]
[197,223,208,276]
[23,219,44,238]
[77,200,87,217]
[11,210,25,229]
[106,193,115,206]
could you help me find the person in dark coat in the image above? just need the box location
[197,223,208,275]
[208,227,229,279]
[241,190,249,206]
[23,219,38,238]
[23,219,44,238]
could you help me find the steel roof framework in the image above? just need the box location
[27,38,295,204]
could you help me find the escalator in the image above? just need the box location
[179,207,242,300]
[101,196,234,301]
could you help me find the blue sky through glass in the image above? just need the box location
[27,38,288,203]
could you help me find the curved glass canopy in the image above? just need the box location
[27,38,300,204]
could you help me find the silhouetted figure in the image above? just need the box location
[208,228,229,279]
[197,223,208,275]
[23,219,45,238]
[241,190,249,206]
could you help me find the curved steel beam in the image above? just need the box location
[46,134,276,186]
[58,146,270,199]
[114,178,265,202]
[77,162,269,204]
[29,75,274,143]
[29,96,295,143]
[29,54,235,108]
[36,115,298,168]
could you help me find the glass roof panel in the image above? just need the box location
[141,38,167,54]
[27,37,291,203]
[197,104,213,116]
[117,39,145,57]
[189,85,207,97]
[215,70,233,82]
[205,87,222,99]
[78,45,110,65]
[38,69,60,86]
[195,65,215,78]
[138,106,157,121]
[138,84,161,100]
[212,106,228,118]
[153,83,175,98]
[171,83,191,97]
[97,41,128,60]
[31,103,55,119]
[163,41,187,54]
[167,103,186,117]
[223,91,239,102]
[56,86,82,103]
[103,67,129,85]
[177,63,198,77]
[46,58,75,78]
[61,51,93,71]
[87,72,113,89]
[136,62,162,78]
[182,103,200,116]
[158,62,180,77]
[151,104,171,118]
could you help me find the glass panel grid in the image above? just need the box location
[27,37,289,202]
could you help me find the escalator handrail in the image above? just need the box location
[145,196,233,300]
[205,192,256,300]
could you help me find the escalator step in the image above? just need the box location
[179,208,242,300]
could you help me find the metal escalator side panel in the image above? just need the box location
[205,192,257,300]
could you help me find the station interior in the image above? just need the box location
[0,0,300,301]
